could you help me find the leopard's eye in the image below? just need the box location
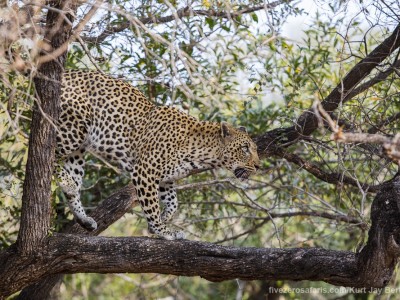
[242,144,250,154]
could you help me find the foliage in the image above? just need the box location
[1,0,400,298]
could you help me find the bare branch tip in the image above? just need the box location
[332,128,344,142]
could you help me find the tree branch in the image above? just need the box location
[299,23,400,136]
[3,172,400,300]
[347,59,400,101]
[272,147,382,193]
[333,131,400,164]
[255,23,400,153]
[82,1,290,43]
[1,234,358,297]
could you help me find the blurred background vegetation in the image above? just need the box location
[1,0,400,299]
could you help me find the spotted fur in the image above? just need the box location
[56,70,260,240]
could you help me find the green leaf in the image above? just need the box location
[221,25,230,32]
[205,17,215,30]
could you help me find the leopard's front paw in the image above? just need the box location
[173,230,186,240]
[159,230,186,240]
[149,224,186,240]
[77,216,97,231]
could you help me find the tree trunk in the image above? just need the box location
[355,174,400,287]
[16,0,74,254]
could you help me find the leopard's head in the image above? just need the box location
[219,122,260,180]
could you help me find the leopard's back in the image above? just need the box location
[57,70,154,161]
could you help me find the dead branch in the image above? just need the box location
[333,132,400,164]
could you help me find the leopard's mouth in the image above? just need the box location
[234,167,251,180]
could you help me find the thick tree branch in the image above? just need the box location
[3,171,400,299]
[255,23,400,154]
[1,235,357,297]
[82,1,290,43]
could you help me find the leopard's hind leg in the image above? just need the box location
[159,181,178,223]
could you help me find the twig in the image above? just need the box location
[35,0,103,65]
[271,146,382,193]
[81,1,292,43]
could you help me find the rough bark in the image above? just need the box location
[355,175,400,287]
[16,0,74,254]
[2,235,357,287]
[16,185,138,300]
[0,173,399,298]
[2,174,399,299]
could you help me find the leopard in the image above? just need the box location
[56,70,260,240]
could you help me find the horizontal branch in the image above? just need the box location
[1,234,358,297]
[49,234,357,284]
[3,170,400,299]
[82,0,289,43]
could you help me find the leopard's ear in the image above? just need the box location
[221,122,231,139]
[238,126,247,133]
